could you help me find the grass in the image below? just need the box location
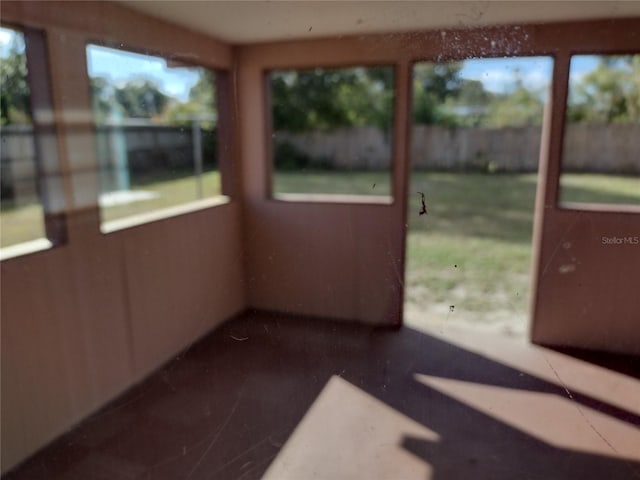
[394,172,537,327]
[101,170,222,223]
[274,170,392,196]
[559,173,640,205]
[405,173,538,328]
[275,170,639,330]
[0,202,46,248]
[1,169,638,330]
[0,170,222,247]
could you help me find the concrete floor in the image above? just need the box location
[4,312,640,479]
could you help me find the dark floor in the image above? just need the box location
[4,312,640,479]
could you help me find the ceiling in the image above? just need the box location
[119,1,640,44]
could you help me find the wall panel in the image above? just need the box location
[1,1,242,473]
[237,42,411,326]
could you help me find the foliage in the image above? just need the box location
[273,140,311,170]
[414,64,547,128]
[0,31,30,125]
[88,69,216,127]
[90,76,113,123]
[271,66,394,132]
[113,79,169,119]
[413,63,464,126]
[567,55,640,124]
[272,62,558,132]
[484,77,545,128]
[2,29,637,132]
[165,70,217,127]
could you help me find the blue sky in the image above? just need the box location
[1,27,201,102]
[458,55,599,93]
[0,26,23,56]
[1,26,603,100]
[459,56,553,93]
[85,45,202,102]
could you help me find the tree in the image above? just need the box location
[484,73,545,128]
[114,79,169,119]
[271,67,394,132]
[0,31,30,125]
[567,55,640,124]
[189,70,216,108]
[457,79,492,106]
[90,76,115,123]
[413,62,464,125]
[164,69,217,127]
[439,79,495,127]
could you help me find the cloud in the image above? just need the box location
[86,45,201,101]
[0,27,24,58]
[0,28,13,46]
[459,57,553,93]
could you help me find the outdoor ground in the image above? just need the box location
[2,171,638,335]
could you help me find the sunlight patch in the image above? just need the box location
[414,374,640,461]
[263,375,439,480]
[99,190,160,207]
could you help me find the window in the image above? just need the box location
[1,26,62,256]
[86,44,225,228]
[559,54,640,208]
[268,66,394,200]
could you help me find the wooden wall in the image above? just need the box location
[236,20,640,344]
[1,1,244,472]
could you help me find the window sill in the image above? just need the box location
[271,193,393,205]
[558,202,640,214]
[0,238,54,261]
[101,196,231,234]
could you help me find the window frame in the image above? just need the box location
[556,50,640,213]
[264,63,398,206]
[83,39,235,234]
[0,23,68,260]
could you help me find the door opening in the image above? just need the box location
[404,56,553,337]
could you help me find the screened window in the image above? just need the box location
[1,26,52,254]
[86,44,224,227]
[559,54,640,208]
[269,66,395,200]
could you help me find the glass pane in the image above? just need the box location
[86,45,222,225]
[560,54,640,207]
[0,26,46,248]
[407,56,553,336]
[270,66,394,198]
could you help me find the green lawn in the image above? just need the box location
[0,171,222,247]
[0,202,46,248]
[1,170,638,331]
[100,170,222,223]
[276,170,639,330]
[559,173,640,205]
[274,170,392,196]
[406,173,538,329]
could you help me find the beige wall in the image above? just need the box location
[237,20,640,339]
[530,49,640,354]
[531,208,640,352]
[1,1,244,472]
[236,41,412,326]
[1,205,245,471]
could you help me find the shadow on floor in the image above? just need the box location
[4,311,640,479]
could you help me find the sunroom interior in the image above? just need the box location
[1,1,639,478]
